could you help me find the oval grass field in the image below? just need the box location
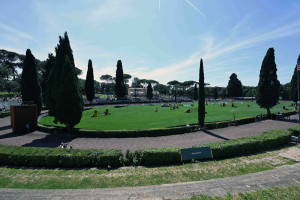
[39,101,293,130]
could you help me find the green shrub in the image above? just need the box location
[0,111,10,118]
[139,129,293,166]
[0,145,122,168]
[288,125,300,136]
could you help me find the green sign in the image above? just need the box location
[181,147,213,161]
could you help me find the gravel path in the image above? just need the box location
[0,115,298,151]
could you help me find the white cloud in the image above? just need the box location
[87,0,138,24]
[0,22,34,41]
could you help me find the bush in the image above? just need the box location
[0,111,10,118]
[0,145,122,168]
[138,129,293,166]
[288,125,300,136]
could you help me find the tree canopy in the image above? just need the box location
[85,59,95,103]
[227,73,242,97]
[256,48,280,117]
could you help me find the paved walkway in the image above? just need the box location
[0,162,299,200]
[0,116,298,151]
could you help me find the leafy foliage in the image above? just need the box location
[21,49,42,114]
[146,82,153,100]
[56,56,83,129]
[289,54,300,103]
[84,59,95,103]
[198,59,205,127]
[256,48,280,117]
[227,73,242,97]
[115,60,126,98]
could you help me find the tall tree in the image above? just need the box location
[115,60,126,99]
[47,32,77,122]
[256,48,280,118]
[84,59,95,103]
[289,54,300,103]
[227,73,242,97]
[198,59,205,127]
[21,49,42,114]
[213,87,219,100]
[193,84,198,100]
[56,56,83,130]
[41,53,54,105]
[146,82,153,100]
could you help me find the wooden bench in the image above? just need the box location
[291,135,300,144]
[180,147,214,163]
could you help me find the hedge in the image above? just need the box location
[0,111,10,118]
[288,125,300,136]
[0,126,297,168]
[0,146,122,168]
[139,129,294,166]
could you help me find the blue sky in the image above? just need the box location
[0,0,299,87]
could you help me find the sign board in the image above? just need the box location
[180,147,213,161]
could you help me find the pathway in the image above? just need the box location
[0,162,299,199]
[0,115,298,151]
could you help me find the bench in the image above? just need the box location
[291,135,300,144]
[180,147,214,163]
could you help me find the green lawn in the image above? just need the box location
[39,101,293,130]
[0,145,296,189]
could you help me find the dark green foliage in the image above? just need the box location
[115,60,126,98]
[21,49,42,114]
[146,82,153,100]
[56,56,83,129]
[213,87,218,100]
[256,48,280,118]
[47,32,76,119]
[138,129,293,166]
[0,145,122,168]
[193,84,198,100]
[227,73,242,97]
[289,55,300,102]
[198,59,205,127]
[84,59,95,103]
[41,53,55,105]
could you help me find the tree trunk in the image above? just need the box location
[267,107,271,119]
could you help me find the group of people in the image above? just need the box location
[59,142,72,149]
[91,109,111,117]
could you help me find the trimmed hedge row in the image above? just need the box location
[0,146,122,168]
[1,126,298,168]
[139,129,294,166]
[0,112,10,118]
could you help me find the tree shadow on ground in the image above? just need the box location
[0,130,29,140]
[0,125,11,131]
[203,130,229,141]
[22,133,76,148]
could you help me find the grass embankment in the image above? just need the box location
[0,145,297,189]
[188,185,300,200]
[39,101,293,130]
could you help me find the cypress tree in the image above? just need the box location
[289,55,300,103]
[84,59,95,103]
[198,59,205,127]
[56,56,83,130]
[256,48,280,118]
[47,32,76,122]
[42,53,55,105]
[193,84,198,100]
[227,73,242,97]
[115,60,126,99]
[146,82,153,100]
[21,49,42,114]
